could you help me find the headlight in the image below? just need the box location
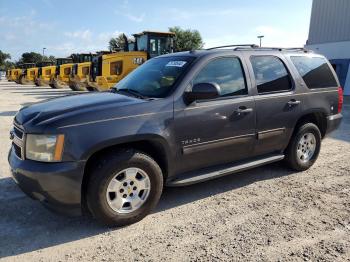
[26,134,65,162]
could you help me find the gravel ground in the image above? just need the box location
[0,80,349,262]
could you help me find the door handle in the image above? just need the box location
[235,106,253,115]
[287,99,301,107]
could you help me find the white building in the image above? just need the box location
[305,0,350,95]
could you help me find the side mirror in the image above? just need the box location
[184,83,220,104]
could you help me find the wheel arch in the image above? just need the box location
[293,110,328,138]
[80,136,171,213]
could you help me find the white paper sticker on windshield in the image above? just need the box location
[166,61,187,67]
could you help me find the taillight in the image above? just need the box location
[338,87,343,113]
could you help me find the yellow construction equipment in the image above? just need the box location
[18,63,36,84]
[68,53,95,91]
[10,68,22,82]
[49,58,74,89]
[87,31,175,91]
[34,61,55,86]
[6,69,12,81]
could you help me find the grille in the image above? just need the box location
[12,123,25,160]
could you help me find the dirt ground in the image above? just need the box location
[0,80,349,262]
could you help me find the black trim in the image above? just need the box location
[257,128,286,140]
[182,133,255,155]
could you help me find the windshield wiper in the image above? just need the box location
[115,88,149,100]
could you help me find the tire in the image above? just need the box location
[285,123,321,171]
[87,149,163,227]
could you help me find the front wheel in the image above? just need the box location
[285,123,321,171]
[87,149,163,227]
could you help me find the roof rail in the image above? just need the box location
[234,46,312,53]
[206,44,259,50]
[206,45,312,53]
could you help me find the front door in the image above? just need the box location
[174,56,256,174]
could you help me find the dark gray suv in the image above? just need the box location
[9,46,343,226]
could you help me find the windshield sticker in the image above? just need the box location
[166,61,187,67]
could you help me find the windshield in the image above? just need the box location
[114,56,194,98]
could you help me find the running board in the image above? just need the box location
[166,154,285,187]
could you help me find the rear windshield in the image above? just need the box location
[290,56,338,89]
[115,56,194,98]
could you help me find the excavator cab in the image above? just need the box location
[87,31,175,91]
[68,53,95,91]
[49,58,74,89]
[18,63,36,84]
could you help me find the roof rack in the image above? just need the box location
[240,47,311,53]
[206,44,259,50]
[206,45,311,53]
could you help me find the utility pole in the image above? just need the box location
[257,35,264,47]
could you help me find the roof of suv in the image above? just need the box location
[161,45,320,59]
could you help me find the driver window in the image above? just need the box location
[193,57,247,97]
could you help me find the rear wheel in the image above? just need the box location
[285,123,321,171]
[87,149,163,227]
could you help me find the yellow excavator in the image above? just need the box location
[34,61,55,86]
[86,31,175,91]
[68,53,95,91]
[49,58,74,89]
[18,63,36,84]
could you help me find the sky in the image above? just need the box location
[0,0,313,61]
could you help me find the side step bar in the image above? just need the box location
[166,154,285,187]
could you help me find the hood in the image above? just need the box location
[15,92,144,128]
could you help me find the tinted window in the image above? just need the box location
[290,56,337,88]
[251,56,292,93]
[193,57,247,97]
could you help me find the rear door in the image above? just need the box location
[244,54,301,155]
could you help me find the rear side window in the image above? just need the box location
[193,57,247,97]
[251,56,292,94]
[290,56,337,88]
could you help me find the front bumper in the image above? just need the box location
[8,146,86,216]
[325,113,342,135]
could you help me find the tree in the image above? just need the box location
[109,33,130,52]
[16,52,56,66]
[0,60,15,71]
[169,26,204,52]
[19,52,44,64]
[0,50,11,68]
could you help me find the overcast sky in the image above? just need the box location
[0,0,312,61]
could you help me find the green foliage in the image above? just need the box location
[15,52,56,67]
[0,50,11,70]
[169,26,204,52]
[109,34,129,52]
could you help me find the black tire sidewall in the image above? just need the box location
[288,123,321,170]
[87,151,163,227]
